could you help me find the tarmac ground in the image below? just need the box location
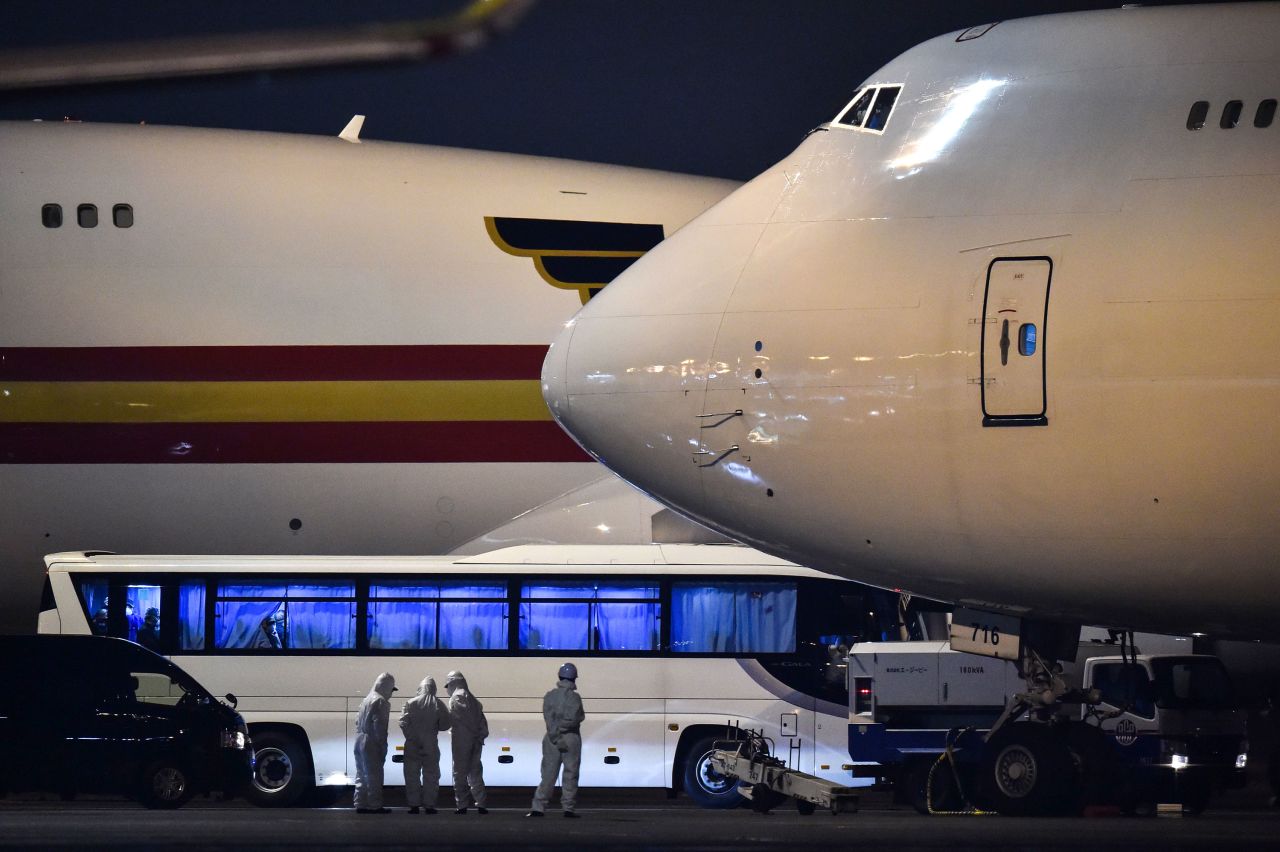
[3,786,1280,851]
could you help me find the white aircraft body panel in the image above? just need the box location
[543,4,1280,638]
[0,121,737,631]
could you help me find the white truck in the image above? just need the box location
[846,640,1248,815]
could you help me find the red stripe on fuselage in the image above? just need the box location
[0,422,591,464]
[0,345,549,382]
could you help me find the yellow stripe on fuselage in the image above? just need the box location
[0,380,551,423]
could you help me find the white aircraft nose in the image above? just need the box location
[540,320,574,435]
[539,215,772,526]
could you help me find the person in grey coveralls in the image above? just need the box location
[445,670,489,814]
[399,675,451,814]
[526,662,585,818]
[353,672,397,814]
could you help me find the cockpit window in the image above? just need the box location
[833,85,903,133]
[865,86,901,131]
[836,89,875,128]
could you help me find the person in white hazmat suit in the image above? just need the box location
[398,675,451,814]
[526,662,586,818]
[353,671,397,814]
[445,670,489,814]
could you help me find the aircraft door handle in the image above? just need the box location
[696,410,743,428]
[693,445,746,467]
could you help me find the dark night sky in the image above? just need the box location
[0,1,1241,180]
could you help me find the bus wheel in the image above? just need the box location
[682,734,745,809]
[246,730,311,807]
[138,758,193,809]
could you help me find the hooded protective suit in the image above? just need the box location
[353,672,396,810]
[398,676,451,808]
[530,676,586,814]
[446,672,489,809]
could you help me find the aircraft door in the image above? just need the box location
[981,257,1051,426]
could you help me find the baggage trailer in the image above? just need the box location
[846,641,1247,815]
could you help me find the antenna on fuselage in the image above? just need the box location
[339,115,365,144]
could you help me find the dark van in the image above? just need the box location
[0,635,252,808]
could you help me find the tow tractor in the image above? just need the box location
[709,723,861,816]
[846,617,1248,816]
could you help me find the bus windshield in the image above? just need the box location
[1149,657,1236,711]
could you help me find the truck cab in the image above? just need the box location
[1080,654,1247,809]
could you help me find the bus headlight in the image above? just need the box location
[1236,753,1248,769]
[222,730,247,750]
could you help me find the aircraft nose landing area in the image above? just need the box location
[2,798,1279,851]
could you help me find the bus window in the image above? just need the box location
[76,578,110,635]
[438,582,507,650]
[179,582,205,651]
[124,584,162,648]
[671,582,797,653]
[369,581,507,650]
[519,583,660,652]
[593,584,660,651]
[214,581,356,650]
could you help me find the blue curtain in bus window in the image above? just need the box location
[520,584,590,651]
[671,582,797,653]
[287,584,356,650]
[438,601,507,650]
[216,583,287,649]
[215,581,355,649]
[594,585,659,651]
[438,583,507,650]
[369,585,439,650]
[179,582,205,650]
[368,582,506,650]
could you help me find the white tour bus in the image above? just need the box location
[39,545,899,807]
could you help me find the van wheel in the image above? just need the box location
[681,734,745,809]
[138,758,193,809]
[245,731,311,807]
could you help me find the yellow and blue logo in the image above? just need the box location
[485,216,665,304]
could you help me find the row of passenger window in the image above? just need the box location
[41,203,133,229]
[1187,99,1276,130]
[77,577,799,656]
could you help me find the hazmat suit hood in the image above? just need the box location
[417,676,437,698]
[373,672,397,700]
